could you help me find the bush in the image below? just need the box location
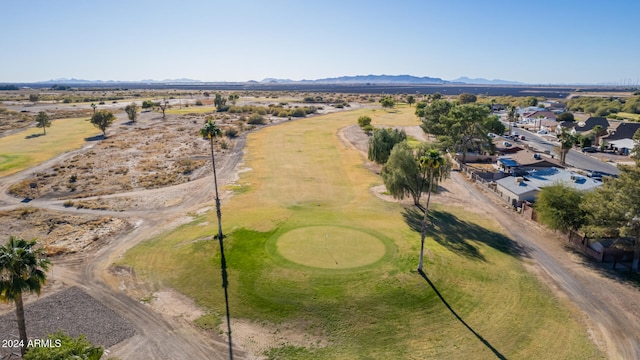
[195,100,203,106]
[290,108,306,117]
[357,115,372,128]
[23,331,103,360]
[224,127,239,138]
[247,114,265,125]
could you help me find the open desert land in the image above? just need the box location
[1,94,639,359]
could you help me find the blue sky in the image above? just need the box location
[2,0,639,84]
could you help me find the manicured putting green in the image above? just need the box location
[276,226,386,269]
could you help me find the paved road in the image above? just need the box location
[505,124,620,175]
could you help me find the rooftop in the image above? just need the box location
[496,167,602,196]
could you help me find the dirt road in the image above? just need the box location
[0,126,250,359]
[446,172,640,359]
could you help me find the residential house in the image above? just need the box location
[497,150,563,174]
[602,121,640,155]
[491,103,506,111]
[570,117,610,136]
[541,101,566,112]
[522,110,557,124]
[495,167,602,207]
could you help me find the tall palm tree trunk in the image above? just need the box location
[418,172,435,271]
[15,293,27,356]
[209,138,233,359]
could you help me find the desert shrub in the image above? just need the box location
[247,114,266,125]
[358,115,372,128]
[224,127,239,138]
[290,108,306,117]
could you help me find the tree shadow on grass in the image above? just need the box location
[84,134,105,141]
[418,269,507,359]
[402,208,528,261]
[25,133,45,139]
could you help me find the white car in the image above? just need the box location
[537,129,548,134]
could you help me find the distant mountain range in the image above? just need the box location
[38,77,203,84]
[450,77,524,85]
[261,74,523,85]
[15,74,526,85]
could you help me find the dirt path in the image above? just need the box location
[442,172,640,359]
[340,123,640,359]
[0,125,250,358]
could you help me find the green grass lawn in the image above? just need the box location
[0,118,100,177]
[120,108,602,359]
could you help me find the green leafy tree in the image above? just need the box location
[29,94,39,104]
[556,112,575,122]
[483,115,505,135]
[458,93,477,104]
[381,143,449,209]
[407,95,415,107]
[35,111,51,135]
[525,96,538,106]
[535,184,586,232]
[124,102,138,123]
[90,103,97,115]
[417,149,449,270]
[381,142,426,206]
[367,127,407,164]
[142,100,156,109]
[24,331,103,360]
[416,99,454,135]
[443,103,492,162]
[622,96,640,114]
[632,128,640,162]
[90,110,116,136]
[357,115,372,128]
[581,164,640,271]
[0,236,51,357]
[379,96,395,109]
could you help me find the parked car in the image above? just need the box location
[502,141,512,147]
[537,129,548,134]
[581,147,598,153]
[519,135,526,140]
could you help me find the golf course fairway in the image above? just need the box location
[120,106,601,359]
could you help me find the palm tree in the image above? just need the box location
[555,129,576,165]
[199,118,233,359]
[0,236,51,356]
[200,118,224,241]
[591,125,607,147]
[417,149,447,271]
